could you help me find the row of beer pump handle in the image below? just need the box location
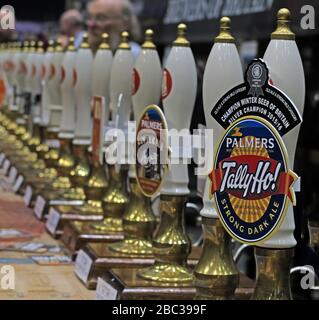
[0,8,306,299]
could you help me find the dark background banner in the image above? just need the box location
[137,0,319,43]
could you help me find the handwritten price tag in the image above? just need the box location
[96,277,118,300]
[8,166,18,184]
[74,250,93,284]
[46,208,60,234]
[2,159,10,175]
[12,175,24,193]
[24,185,33,206]
[34,196,46,219]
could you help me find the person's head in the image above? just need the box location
[87,0,140,52]
[59,9,83,37]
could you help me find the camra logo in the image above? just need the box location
[0,5,15,30]
[209,117,297,244]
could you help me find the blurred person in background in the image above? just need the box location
[59,9,84,49]
[86,0,141,57]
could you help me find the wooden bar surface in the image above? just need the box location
[0,173,95,300]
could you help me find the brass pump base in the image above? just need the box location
[69,144,90,187]
[62,187,85,200]
[73,162,108,214]
[90,165,129,233]
[52,176,72,189]
[139,261,193,283]
[109,177,156,256]
[194,217,239,300]
[78,200,104,214]
[109,238,153,256]
[48,143,91,200]
[50,137,77,191]
[38,168,58,180]
[138,195,193,283]
[252,247,294,300]
[83,161,108,201]
[90,217,123,233]
[55,138,75,176]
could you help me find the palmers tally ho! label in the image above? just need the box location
[208,59,300,244]
[209,117,297,244]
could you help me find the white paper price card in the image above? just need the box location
[34,196,46,219]
[96,277,118,300]
[0,153,5,166]
[46,208,60,234]
[8,166,18,184]
[24,185,33,206]
[12,175,24,193]
[75,250,93,283]
[3,159,10,175]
